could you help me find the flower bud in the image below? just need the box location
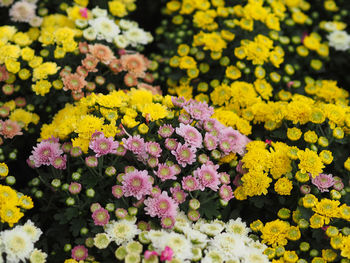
[64,244,72,252]
[86,188,95,198]
[66,197,75,206]
[51,179,61,188]
[80,227,89,235]
[5,176,16,185]
[189,199,200,210]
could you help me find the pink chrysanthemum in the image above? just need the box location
[85,156,98,167]
[161,216,175,229]
[145,142,162,157]
[89,44,114,65]
[120,53,149,78]
[219,185,234,201]
[147,156,159,168]
[112,185,123,198]
[76,66,88,78]
[204,133,218,150]
[176,123,203,148]
[194,164,220,191]
[178,113,192,125]
[219,172,230,185]
[62,73,87,93]
[115,208,128,219]
[71,245,88,261]
[0,65,9,82]
[158,124,174,138]
[92,208,110,226]
[89,133,119,157]
[122,135,145,155]
[171,96,187,107]
[183,100,214,121]
[29,139,63,167]
[181,176,200,192]
[156,164,176,182]
[0,106,10,118]
[218,127,250,156]
[202,119,218,132]
[144,191,178,219]
[170,186,187,204]
[69,182,82,194]
[171,143,196,168]
[311,173,335,192]
[90,203,101,213]
[9,0,36,23]
[122,170,152,200]
[79,42,89,54]
[164,138,178,151]
[124,73,138,87]
[52,155,67,169]
[0,120,23,139]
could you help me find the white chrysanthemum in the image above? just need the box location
[1,227,34,262]
[94,233,111,249]
[247,240,268,252]
[83,27,97,41]
[29,16,42,27]
[124,28,152,47]
[184,228,208,248]
[209,232,247,260]
[0,0,14,7]
[324,22,338,32]
[9,0,36,23]
[105,220,140,245]
[328,30,350,51]
[201,250,225,263]
[199,221,225,237]
[29,249,47,263]
[91,7,108,18]
[21,220,42,243]
[119,19,138,30]
[243,248,270,263]
[146,230,169,252]
[114,35,129,49]
[163,232,193,261]
[225,218,250,237]
[89,17,120,43]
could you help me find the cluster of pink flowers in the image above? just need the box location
[89,131,119,157]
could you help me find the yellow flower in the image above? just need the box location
[141,103,168,121]
[297,149,324,177]
[179,56,197,69]
[19,196,34,210]
[225,65,241,80]
[319,150,333,165]
[241,171,272,197]
[274,177,293,195]
[303,130,318,143]
[0,163,9,177]
[0,203,24,227]
[287,127,302,141]
[210,84,231,106]
[32,80,52,96]
[261,219,290,247]
[109,1,127,17]
[309,213,325,229]
[312,199,340,222]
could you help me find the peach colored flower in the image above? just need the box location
[79,42,89,54]
[63,73,87,93]
[0,120,23,139]
[0,65,9,82]
[82,55,98,72]
[89,44,114,65]
[120,53,149,78]
[137,83,162,95]
[109,59,123,74]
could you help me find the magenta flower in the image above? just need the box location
[144,250,158,260]
[311,173,335,192]
[145,141,162,157]
[52,155,67,170]
[183,100,214,121]
[194,164,220,191]
[161,216,176,229]
[160,246,174,261]
[89,133,119,157]
[29,139,63,167]
[164,138,178,151]
[92,208,110,226]
[176,123,203,148]
[158,124,174,138]
[171,143,196,168]
[85,156,98,167]
[204,133,218,150]
[156,164,176,182]
[181,176,200,192]
[178,112,192,124]
[218,127,250,155]
[219,185,234,201]
[122,170,152,200]
[170,186,187,204]
[144,191,178,219]
[122,135,145,155]
[71,245,88,261]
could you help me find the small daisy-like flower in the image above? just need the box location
[85,156,98,167]
[112,185,123,198]
[120,53,149,78]
[158,124,175,138]
[156,164,176,182]
[311,173,335,192]
[89,133,119,157]
[70,146,82,157]
[92,208,110,226]
[188,209,200,221]
[144,191,178,219]
[164,138,178,151]
[161,216,176,229]
[0,119,23,139]
[122,170,152,200]
[29,139,63,167]
[176,123,203,148]
[171,143,196,168]
[94,233,110,249]
[89,43,115,64]
[90,203,102,213]
[82,55,99,72]
[115,208,128,219]
[145,142,162,157]
[170,186,187,204]
[71,245,88,261]
[109,59,123,74]
[204,133,218,150]
[63,73,87,93]
[172,96,187,107]
[122,135,145,155]
[219,185,234,201]
[69,182,82,195]
[194,164,220,191]
[183,100,214,121]
[178,112,192,124]
[9,0,36,23]
[182,176,200,192]
[105,220,140,245]
[52,155,67,170]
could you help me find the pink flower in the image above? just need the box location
[0,120,23,139]
[219,185,234,201]
[89,133,119,157]
[62,73,87,93]
[92,208,110,226]
[178,112,192,124]
[203,119,218,132]
[182,176,200,192]
[194,164,220,191]
[80,7,88,18]
[161,216,175,229]
[219,127,250,156]
[171,96,187,107]
[160,246,174,261]
[164,138,178,151]
[122,170,152,200]
[156,164,176,181]
[145,142,162,157]
[236,160,248,175]
[122,135,145,155]
[232,174,242,187]
[29,139,63,167]
[204,133,217,150]
[144,191,178,219]
[112,185,123,198]
[71,245,88,261]
[85,156,98,167]
[69,182,82,194]
[82,55,99,72]
[171,143,196,168]
[176,123,203,148]
[183,100,214,121]
[158,124,174,138]
[170,186,187,204]
[144,251,158,260]
[311,173,335,192]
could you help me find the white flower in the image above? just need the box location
[29,16,42,27]
[21,220,42,243]
[1,227,34,263]
[201,250,225,263]
[183,228,208,248]
[89,17,120,43]
[146,230,169,252]
[9,0,36,23]
[199,221,225,237]
[124,27,152,47]
[119,19,138,30]
[328,30,350,51]
[209,232,247,260]
[75,19,89,29]
[324,22,338,32]
[94,233,111,249]
[243,248,270,263]
[29,249,47,263]
[164,232,193,261]
[225,218,250,236]
[83,27,97,41]
[0,0,14,7]
[105,220,140,245]
[91,6,108,18]
[114,35,130,49]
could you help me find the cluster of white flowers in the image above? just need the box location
[78,6,153,48]
[328,30,350,51]
[0,220,47,263]
[0,0,42,27]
